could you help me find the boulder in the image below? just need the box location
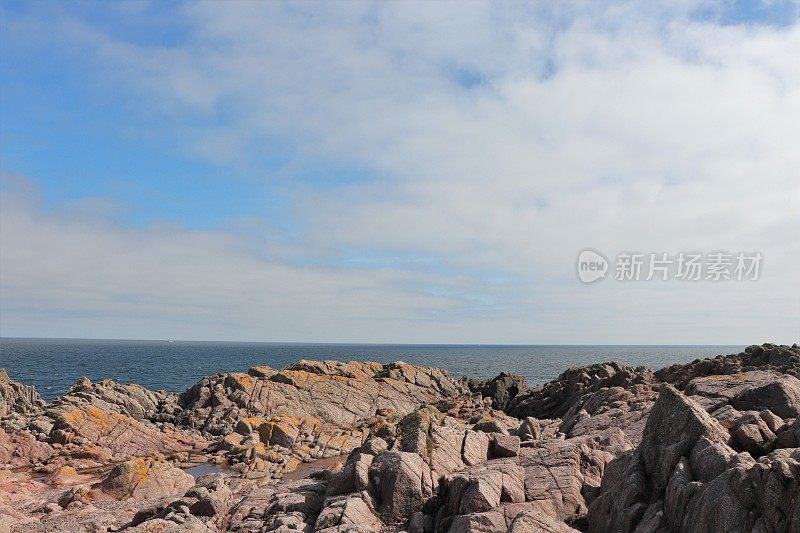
[315,496,382,531]
[462,430,490,466]
[491,435,521,458]
[96,457,195,500]
[516,418,541,442]
[639,384,730,494]
[368,451,432,524]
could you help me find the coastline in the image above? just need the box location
[1,342,798,532]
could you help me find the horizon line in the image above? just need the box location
[0,336,750,347]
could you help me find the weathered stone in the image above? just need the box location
[328,453,373,496]
[657,344,800,388]
[491,435,521,458]
[178,361,466,437]
[479,372,528,411]
[473,418,509,435]
[516,417,541,442]
[445,462,525,515]
[0,369,45,420]
[368,451,431,524]
[508,363,652,420]
[507,510,581,532]
[462,430,490,466]
[0,428,54,467]
[640,384,729,494]
[96,457,195,500]
[559,384,657,445]
[315,495,382,531]
[50,404,205,458]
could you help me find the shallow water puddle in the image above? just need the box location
[283,455,347,481]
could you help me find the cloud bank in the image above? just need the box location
[1,1,798,343]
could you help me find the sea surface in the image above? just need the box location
[0,338,744,401]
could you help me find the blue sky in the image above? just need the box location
[1,1,798,343]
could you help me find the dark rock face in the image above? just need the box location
[479,372,529,411]
[656,343,800,388]
[507,362,652,420]
[0,369,46,427]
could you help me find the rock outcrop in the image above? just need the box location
[0,369,46,430]
[178,360,466,435]
[507,362,652,420]
[587,380,800,533]
[2,344,800,532]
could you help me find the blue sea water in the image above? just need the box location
[0,338,743,401]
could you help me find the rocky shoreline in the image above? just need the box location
[1,343,799,532]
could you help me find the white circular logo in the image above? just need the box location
[576,249,608,284]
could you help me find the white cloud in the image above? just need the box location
[1,1,798,343]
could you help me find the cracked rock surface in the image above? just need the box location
[1,343,799,532]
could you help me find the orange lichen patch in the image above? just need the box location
[129,458,152,484]
[220,433,246,452]
[243,416,266,427]
[256,419,300,447]
[61,408,87,425]
[230,373,257,391]
[248,366,275,378]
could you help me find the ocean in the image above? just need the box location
[0,338,743,401]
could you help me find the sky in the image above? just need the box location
[0,0,798,344]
